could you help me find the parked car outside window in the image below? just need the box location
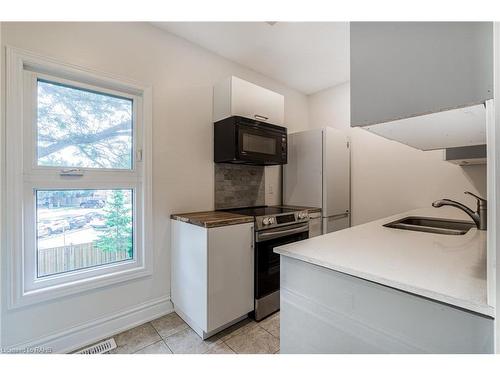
[80,199,105,209]
[37,221,51,237]
[38,219,70,236]
[68,215,88,230]
[51,219,70,233]
[85,212,100,222]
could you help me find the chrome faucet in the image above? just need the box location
[432,192,487,230]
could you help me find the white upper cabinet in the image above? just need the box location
[213,76,285,125]
[364,103,487,151]
[350,22,493,150]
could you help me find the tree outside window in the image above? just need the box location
[94,190,133,258]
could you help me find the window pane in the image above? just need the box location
[37,80,133,169]
[36,189,134,278]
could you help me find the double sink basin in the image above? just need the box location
[384,216,476,235]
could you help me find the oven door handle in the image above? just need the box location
[255,224,309,243]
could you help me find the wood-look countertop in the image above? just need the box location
[171,211,254,228]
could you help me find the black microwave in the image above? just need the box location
[214,116,287,165]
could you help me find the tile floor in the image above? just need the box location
[78,311,280,354]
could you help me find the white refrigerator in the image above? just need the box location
[283,127,350,235]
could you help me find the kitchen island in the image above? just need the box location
[275,207,494,353]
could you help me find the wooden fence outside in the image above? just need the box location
[37,242,130,277]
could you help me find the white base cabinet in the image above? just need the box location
[171,220,254,339]
[280,256,494,353]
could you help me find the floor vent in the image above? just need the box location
[75,338,117,354]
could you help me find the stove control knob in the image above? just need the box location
[263,217,271,225]
[298,212,308,220]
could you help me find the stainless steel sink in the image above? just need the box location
[383,216,475,235]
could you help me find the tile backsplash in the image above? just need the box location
[215,164,265,209]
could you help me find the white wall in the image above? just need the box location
[308,82,487,226]
[0,22,309,349]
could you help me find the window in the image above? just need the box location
[36,189,134,278]
[36,80,133,169]
[6,49,152,307]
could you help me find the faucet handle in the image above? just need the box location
[464,191,486,203]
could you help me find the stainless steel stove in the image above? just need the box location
[222,206,310,321]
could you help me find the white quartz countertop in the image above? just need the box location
[275,207,493,317]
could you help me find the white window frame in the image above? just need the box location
[5,47,153,308]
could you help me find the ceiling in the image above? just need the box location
[152,22,349,95]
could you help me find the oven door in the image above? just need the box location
[254,223,309,300]
[237,121,287,165]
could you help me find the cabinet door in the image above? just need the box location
[231,76,285,125]
[171,220,208,331]
[207,222,254,332]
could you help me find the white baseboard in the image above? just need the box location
[8,296,173,354]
